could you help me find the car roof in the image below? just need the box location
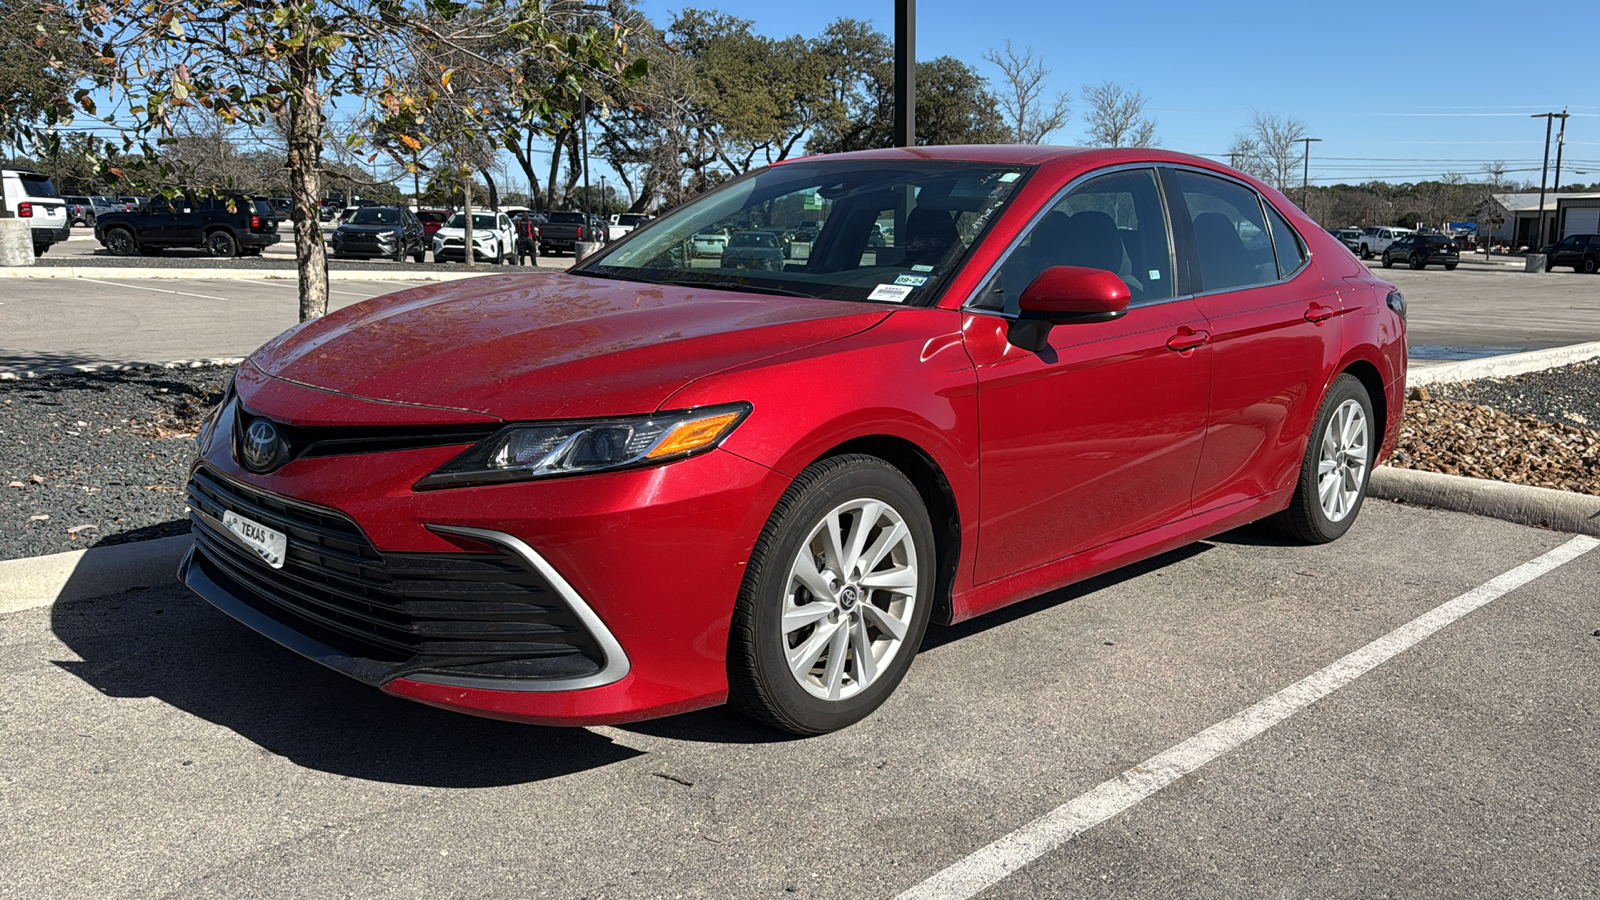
[778,144,1231,170]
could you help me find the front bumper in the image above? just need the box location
[182,387,784,725]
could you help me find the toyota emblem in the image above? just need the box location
[240,418,287,473]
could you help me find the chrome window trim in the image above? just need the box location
[407,524,633,693]
[962,163,1177,317]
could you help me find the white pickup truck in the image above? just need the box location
[1356,226,1414,260]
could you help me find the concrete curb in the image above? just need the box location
[1369,466,1600,537]
[0,266,506,281]
[0,357,244,381]
[0,535,189,615]
[1407,341,1600,388]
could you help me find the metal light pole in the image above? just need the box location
[893,0,916,147]
[1298,137,1322,213]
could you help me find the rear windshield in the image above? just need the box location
[549,212,586,224]
[416,210,449,223]
[20,175,57,198]
[349,208,404,226]
[617,214,649,226]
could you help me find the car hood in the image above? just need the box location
[248,273,893,420]
[336,224,401,236]
[434,226,498,240]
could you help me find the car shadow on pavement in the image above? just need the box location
[618,542,1220,746]
[49,590,641,786]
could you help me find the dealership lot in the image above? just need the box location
[3,501,1596,898]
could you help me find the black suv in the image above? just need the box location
[1382,233,1459,270]
[331,206,428,262]
[1539,233,1600,273]
[95,192,280,257]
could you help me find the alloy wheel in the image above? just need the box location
[105,229,135,256]
[782,498,919,701]
[1317,399,1369,523]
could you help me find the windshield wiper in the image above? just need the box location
[661,277,820,300]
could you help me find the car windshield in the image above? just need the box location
[350,208,403,226]
[617,214,649,226]
[580,159,1030,304]
[417,210,449,223]
[445,212,499,230]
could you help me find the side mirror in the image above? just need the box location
[1009,266,1131,351]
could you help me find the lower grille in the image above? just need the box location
[186,467,604,680]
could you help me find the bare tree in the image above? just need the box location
[1079,81,1157,148]
[1228,112,1310,192]
[981,41,1069,144]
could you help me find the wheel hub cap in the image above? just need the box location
[1316,399,1369,523]
[782,497,919,701]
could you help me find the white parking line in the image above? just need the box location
[74,276,238,302]
[252,279,390,298]
[897,534,1600,900]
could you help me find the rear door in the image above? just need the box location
[1163,167,1345,514]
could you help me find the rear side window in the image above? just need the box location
[1262,202,1307,278]
[1171,170,1277,293]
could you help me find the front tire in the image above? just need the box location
[1584,257,1597,274]
[1360,244,1372,259]
[1268,373,1374,544]
[728,455,935,735]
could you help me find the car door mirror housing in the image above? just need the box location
[1008,266,1131,352]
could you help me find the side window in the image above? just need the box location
[983,167,1172,312]
[1262,202,1307,278]
[1172,170,1278,293]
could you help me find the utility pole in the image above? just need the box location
[1298,137,1322,213]
[1532,112,1565,248]
[893,0,916,147]
[1550,110,1569,240]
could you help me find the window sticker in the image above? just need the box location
[999,172,1021,183]
[1149,270,1162,281]
[893,273,929,287]
[912,264,935,272]
[868,284,914,302]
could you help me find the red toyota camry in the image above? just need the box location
[183,146,1406,734]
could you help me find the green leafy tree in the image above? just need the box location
[61,0,642,321]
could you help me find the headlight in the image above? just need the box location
[416,403,750,489]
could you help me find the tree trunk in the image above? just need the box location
[509,130,542,211]
[285,51,329,323]
[462,175,475,266]
[546,126,570,210]
[479,166,499,212]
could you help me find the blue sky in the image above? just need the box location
[631,0,1600,187]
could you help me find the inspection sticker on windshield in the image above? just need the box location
[869,284,914,302]
[894,273,930,287]
[911,264,935,272]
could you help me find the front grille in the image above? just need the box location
[187,467,604,680]
[232,402,499,465]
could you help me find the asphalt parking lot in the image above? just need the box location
[1362,257,1600,354]
[3,500,1596,898]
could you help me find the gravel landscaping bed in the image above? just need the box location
[1387,359,1600,496]
[3,358,1596,562]
[2,366,229,560]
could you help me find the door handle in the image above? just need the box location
[1305,303,1338,323]
[1166,327,1210,353]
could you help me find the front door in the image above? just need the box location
[966,167,1212,583]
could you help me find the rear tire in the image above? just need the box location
[204,230,238,258]
[728,455,935,735]
[1409,254,1426,270]
[1584,257,1597,274]
[1444,263,1457,271]
[1267,374,1374,544]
